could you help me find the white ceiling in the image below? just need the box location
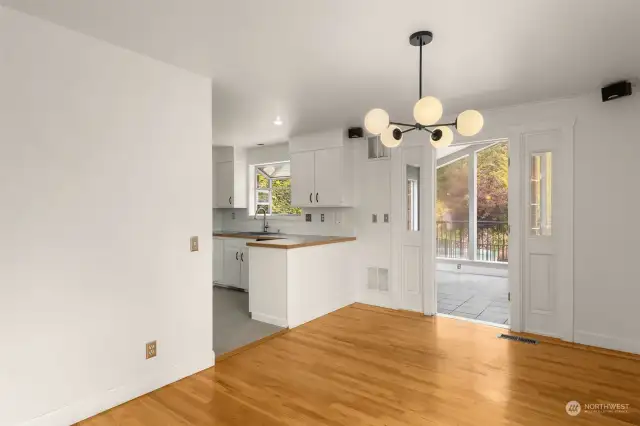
[3,0,640,147]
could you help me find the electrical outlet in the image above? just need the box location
[383,214,389,223]
[231,212,236,220]
[146,341,157,359]
[372,214,378,223]
[190,236,199,252]
[457,264,462,270]
[305,213,312,222]
[321,213,325,222]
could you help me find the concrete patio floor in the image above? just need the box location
[437,270,509,325]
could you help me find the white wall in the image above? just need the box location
[0,8,213,426]
[452,92,640,353]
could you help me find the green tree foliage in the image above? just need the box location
[436,142,508,222]
[437,156,469,221]
[476,143,508,221]
[272,179,302,215]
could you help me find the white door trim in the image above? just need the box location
[508,119,575,341]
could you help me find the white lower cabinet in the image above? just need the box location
[240,247,249,291]
[213,238,224,283]
[222,242,241,287]
[214,238,250,291]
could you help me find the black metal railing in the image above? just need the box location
[436,220,508,262]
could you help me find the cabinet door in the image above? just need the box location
[314,147,343,206]
[240,248,250,291]
[216,161,234,208]
[290,151,315,206]
[222,242,241,288]
[213,238,224,283]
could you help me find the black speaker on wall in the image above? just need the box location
[348,127,364,139]
[602,81,632,102]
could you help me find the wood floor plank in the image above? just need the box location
[77,305,640,425]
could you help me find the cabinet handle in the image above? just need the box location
[309,193,313,203]
[316,193,319,203]
[229,196,232,205]
[241,253,244,262]
[236,252,238,260]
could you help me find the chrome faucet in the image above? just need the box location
[254,206,270,233]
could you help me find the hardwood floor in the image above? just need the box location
[79,304,640,425]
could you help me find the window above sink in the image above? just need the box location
[252,161,302,217]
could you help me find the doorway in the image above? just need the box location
[434,141,510,326]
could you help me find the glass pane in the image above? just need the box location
[271,178,302,215]
[530,152,552,236]
[436,156,469,259]
[256,173,269,189]
[476,142,509,262]
[256,204,270,215]
[407,165,420,231]
[257,190,269,203]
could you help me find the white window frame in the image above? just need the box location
[250,161,301,218]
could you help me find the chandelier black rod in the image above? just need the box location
[419,42,423,100]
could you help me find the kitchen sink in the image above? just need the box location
[243,232,281,236]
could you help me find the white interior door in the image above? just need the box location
[290,151,315,206]
[314,148,343,206]
[400,146,424,312]
[513,122,574,341]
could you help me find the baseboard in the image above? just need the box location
[216,328,289,362]
[250,312,288,328]
[21,358,213,426]
[574,330,640,356]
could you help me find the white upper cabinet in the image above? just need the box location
[314,147,343,206]
[213,146,247,208]
[291,151,315,206]
[289,130,353,208]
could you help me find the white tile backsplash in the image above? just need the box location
[214,208,355,236]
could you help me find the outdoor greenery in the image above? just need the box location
[256,174,302,216]
[436,142,508,222]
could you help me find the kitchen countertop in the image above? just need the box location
[213,231,356,249]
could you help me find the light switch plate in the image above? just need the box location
[306,213,312,222]
[190,236,199,252]
[372,214,378,223]
[321,214,325,222]
[384,214,389,223]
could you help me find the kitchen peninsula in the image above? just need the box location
[214,232,356,328]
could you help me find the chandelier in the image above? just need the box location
[364,31,484,148]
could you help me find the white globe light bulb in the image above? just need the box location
[456,110,484,136]
[380,125,403,148]
[413,96,443,126]
[430,126,454,148]
[364,108,390,135]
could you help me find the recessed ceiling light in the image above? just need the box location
[273,116,283,126]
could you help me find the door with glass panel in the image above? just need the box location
[401,146,424,312]
[520,126,573,340]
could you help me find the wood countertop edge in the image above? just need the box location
[246,237,356,249]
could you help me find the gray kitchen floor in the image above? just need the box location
[437,271,510,325]
[213,286,284,356]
